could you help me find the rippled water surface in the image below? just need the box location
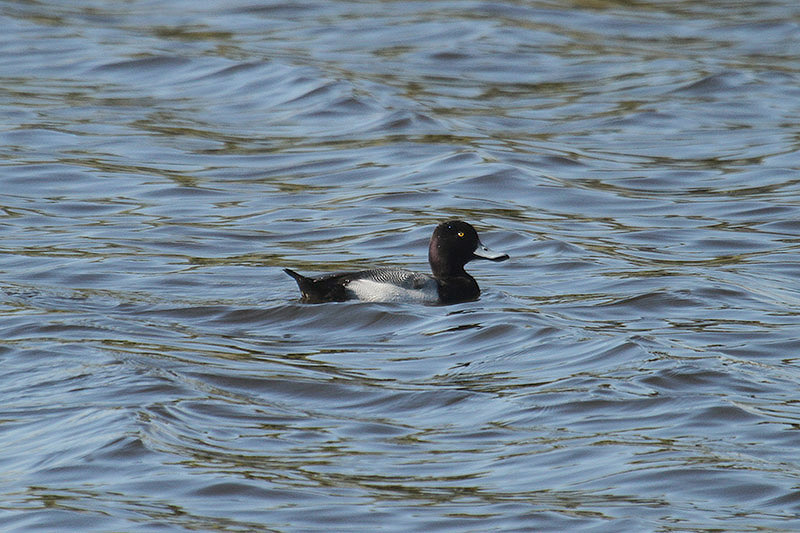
[2,1,800,531]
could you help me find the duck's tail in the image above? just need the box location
[284,268,312,293]
[283,268,349,302]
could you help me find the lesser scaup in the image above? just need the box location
[284,220,509,304]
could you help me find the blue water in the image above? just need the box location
[2,1,800,531]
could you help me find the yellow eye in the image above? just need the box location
[457,231,465,237]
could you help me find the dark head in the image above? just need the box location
[428,220,509,278]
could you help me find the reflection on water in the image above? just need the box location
[2,0,800,531]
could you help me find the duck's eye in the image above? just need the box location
[457,231,465,238]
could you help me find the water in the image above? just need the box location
[2,0,800,531]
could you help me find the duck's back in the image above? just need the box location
[284,267,438,303]
[345,268,439,302]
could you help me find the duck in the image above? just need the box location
[284,220,508,304]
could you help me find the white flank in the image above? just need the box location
[345,278,439,303]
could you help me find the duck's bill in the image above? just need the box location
[473,243,510,262]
